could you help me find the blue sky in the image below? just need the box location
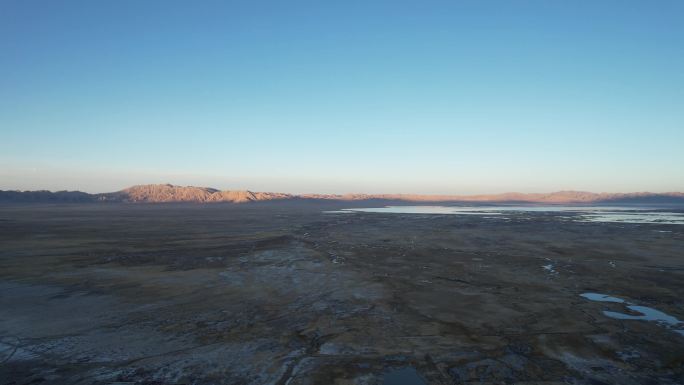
[1,1,683,194]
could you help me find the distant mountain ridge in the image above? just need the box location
[105,184,292,203]
[1,184,683,204]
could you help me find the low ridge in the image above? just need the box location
[102,184,292,203]
[1,184,683,204]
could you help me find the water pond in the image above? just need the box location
[581,292,684,336]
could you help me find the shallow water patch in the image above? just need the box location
[581,212,684,225]
[542,264,558,275]
[580,293,626,303]
[344,206,501,215]
[331,205,684,224]
[580,293,684,336]
[604,306,684,335]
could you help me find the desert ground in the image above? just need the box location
[1,203,683,385]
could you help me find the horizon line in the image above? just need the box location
[2,183,683,197]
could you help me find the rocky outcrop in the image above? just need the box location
[100,184,292,203]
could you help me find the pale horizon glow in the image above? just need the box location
[2,1,683,194]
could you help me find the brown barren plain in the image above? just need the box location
[1,202,683,384]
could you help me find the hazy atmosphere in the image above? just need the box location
[2,0,683,194]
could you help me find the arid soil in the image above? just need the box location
[1,203,683,385]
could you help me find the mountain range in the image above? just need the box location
[1,184,684,204]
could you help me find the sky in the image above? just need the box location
[1,0,683,194]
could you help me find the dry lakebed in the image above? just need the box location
[1,202,683,385]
